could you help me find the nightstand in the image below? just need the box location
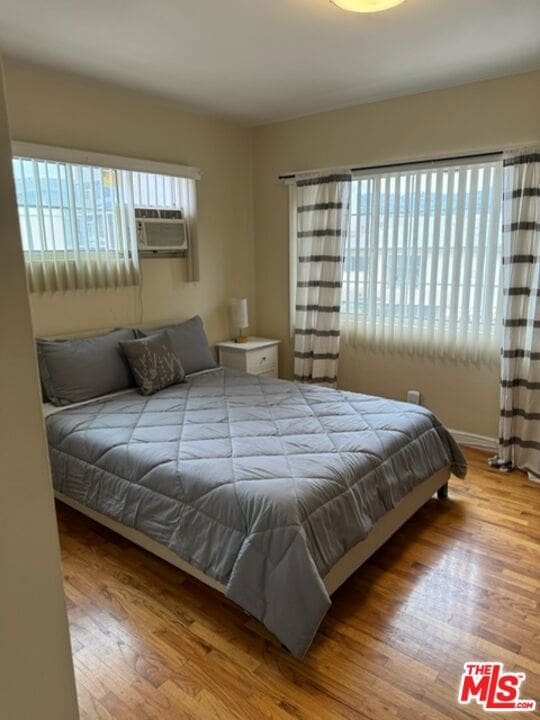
[216,338,280,378]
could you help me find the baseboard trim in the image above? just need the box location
[449,429,497,453]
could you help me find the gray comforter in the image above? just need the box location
[46,368,466,657]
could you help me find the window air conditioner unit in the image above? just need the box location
[135,208,188,257]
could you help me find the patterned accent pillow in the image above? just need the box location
[120,330,185,395]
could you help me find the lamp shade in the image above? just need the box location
[331,0,405,12]
[230,298,249,329]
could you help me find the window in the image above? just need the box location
[13,160,133,255]
[12,144,199,293]
[341,157,503,362]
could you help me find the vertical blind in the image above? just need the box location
[13,157,140,292]
[129,169,194,212]
[341,158,504,363]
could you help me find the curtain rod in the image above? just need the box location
[278,150,503,180]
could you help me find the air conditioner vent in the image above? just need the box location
[135,208,188,257]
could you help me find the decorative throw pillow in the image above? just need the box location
[137,315,217,375]
[120,330,185,396]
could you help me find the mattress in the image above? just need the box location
[46,368,466,657]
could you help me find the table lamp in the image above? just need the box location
[230,298,249,343]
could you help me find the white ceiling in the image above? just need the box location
[1,0,539,125]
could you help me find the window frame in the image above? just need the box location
[11,142,201,182]
[287,153,505,363]
[11,142,201,285]
[342,155,503,359]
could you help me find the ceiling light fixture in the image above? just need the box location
[331,0,405,12]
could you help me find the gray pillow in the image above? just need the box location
[120,330,186,396]
[137,315,217,375]
[37,328,136,406]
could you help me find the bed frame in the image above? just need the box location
[55,468,450,598]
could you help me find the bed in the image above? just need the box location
[46,366,466,657]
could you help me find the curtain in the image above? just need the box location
[342,159,503,363]
[13,157,140,292]
[293,173,351,386]
[490,149,540,482]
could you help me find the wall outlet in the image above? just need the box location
[407,390,421,405]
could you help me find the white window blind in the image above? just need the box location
[342,157,504,363]
[129,169,193,210]
[13,157,140,292]
[12,147,199,293]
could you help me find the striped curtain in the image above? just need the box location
[491,149,540,482]
[294,173,352,386]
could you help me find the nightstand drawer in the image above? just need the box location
[218,348,246,371]
[246,345,278,374]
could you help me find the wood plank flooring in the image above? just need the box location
[56,448,539,719]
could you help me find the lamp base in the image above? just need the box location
[234,335,249,343]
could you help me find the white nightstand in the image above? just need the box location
[216,337,280,378]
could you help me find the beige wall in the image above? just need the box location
[253,70,540,437]
[3,60,256,345]
[3,62,539,436]
[0,58,79,719]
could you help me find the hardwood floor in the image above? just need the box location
[56,448,540,720]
